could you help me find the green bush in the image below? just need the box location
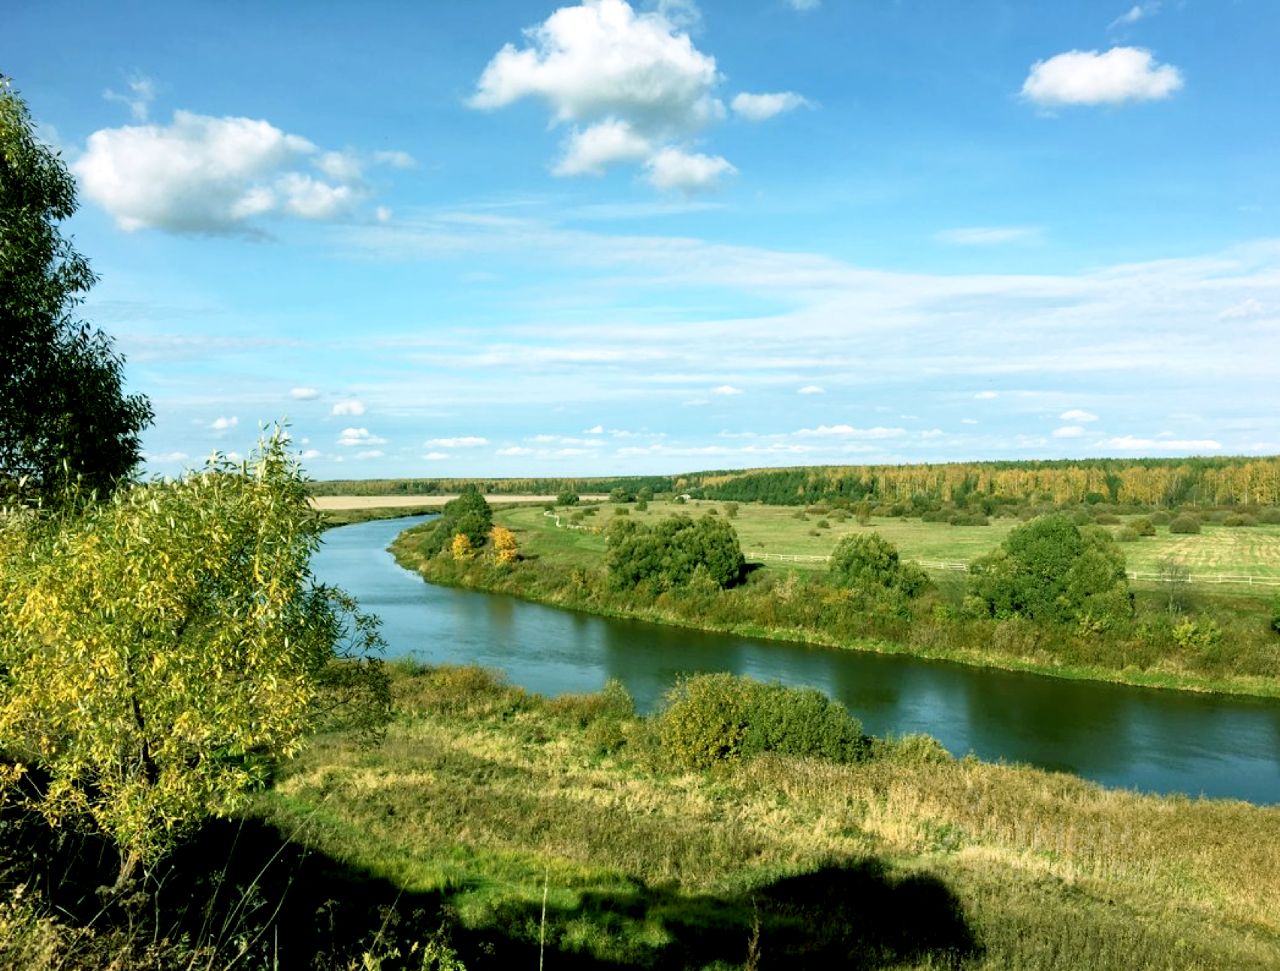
[1223,514,1256,527]
[557,490,580,506]
[421,487,493,555]
[605,514,744,591]
[657,674,864,770]
[1116,526,1140,542]
[1130,517,1156,536]
[1169,514,1201,534]
[829,533,928,597]
[1271,593,1280,635]
[1259,508,1280,525]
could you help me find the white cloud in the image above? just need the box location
[731,91,810,121]
[423,452,450,460]
[1060,409,1099,422]
[974,391,999,400]
[146,450,189,463]
[331,400,366,417]
[373,150,416,169]
[470,0,721,131]
[711,384,743,395]
[554,119,653,176]
[375,206,393,224]
[1021,47,1183,107]
[497,446,536,456]
[425,436,489,448]
[1109,2,1159,30]
[1052,425,1086,439]
[1100,435,1221,451]
[75,110,374,234]
[289,386,320,400]
[300,449,322,460]
[584,425,605,433]
[103,75,156,122]
[337,427,387,447]
[1219,298,1266,320]
[935,226,1041,246]
[961,419,979,425]
[470,0,743,187]
[210,415,238,431]
[795,425,904,439]
[355,450,384,460]
[645,148,736,191]
[797,385,825,395]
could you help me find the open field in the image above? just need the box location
[312,493,605,510]
[254,663,1280,970]
[499,500,1280,591]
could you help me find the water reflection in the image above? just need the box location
[313,516,1280,804]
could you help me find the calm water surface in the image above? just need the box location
[313,516,1280,804]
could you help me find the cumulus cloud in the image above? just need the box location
[425,436,489,448]
[146,450,189,463]
[210,415,238,431]
[797,385,825,395]
[1052,425,1086,439]
[337,427,386,447]
[74,110,402,234]
[471,0,742,189]
[300,448,322,460]
[1021,47,1183,107]
[730,91,810,121]
[935,226,1041,246]
[795,425,904,439]
[423,452,449,460]
[289,386,320,400]
[584,425,605,434]
[710,384,743,395]
[554,119,653,176]
[646,148,735,191]
[331,400,365,416]
[1060,409,1099,422]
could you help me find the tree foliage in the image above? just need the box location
[605,514,743,591]
[828,533,927,598]
[421,486,493,555]
[0,432,388,883]
[966,514,1131,626]
[0,77,152,501]
[489,525,518,565]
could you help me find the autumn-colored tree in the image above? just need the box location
[450,532,475,560]
[0,431,388,887]
[490,525,518,565]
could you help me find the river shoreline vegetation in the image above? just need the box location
[393,496,1280,699]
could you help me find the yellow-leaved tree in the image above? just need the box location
[0,430,389,887]
[490,525,518,565]
[450,532,474,560]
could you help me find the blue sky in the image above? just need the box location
[6,0,1278,478]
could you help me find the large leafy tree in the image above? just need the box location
[1,76,152,500]
[0,432,389,886]
[605,514,744,591]
[966,514,1131,626]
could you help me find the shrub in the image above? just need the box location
[1130,517,1156,536]
[657,674,864,770]
[614,506,630,516]
[557,490,580,506]
[1151,510,1173,525]
[547,679,634,727]
[1116,526,1140,542]
[723,502,739,519]
[1259,508,1280,525]
[421,487,493,555]
[605,514,744,591]
[1223,514,1256,527]
[1169,514,1201,534]
[635,499,648,511]
[1093,513,1121,525]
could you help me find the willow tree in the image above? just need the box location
[0,432,389,886]
[0,76,151,501]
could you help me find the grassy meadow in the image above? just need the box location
[501,500,1280,591]
[248,663,1280,970]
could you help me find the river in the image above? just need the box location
[313,515,1280,804]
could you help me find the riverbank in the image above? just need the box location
[255,662,1280,969]
[390,521,1280,700]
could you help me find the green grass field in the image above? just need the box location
[253,664,1280,970]
[499,501,1280,592]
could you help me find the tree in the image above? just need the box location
[490,525,519,565]
[605,514,743,591]
[1,77,152,501]
[556,490,580,506]
[421,486,493,554]
[829,533,927,597]
[0,432,389,886]
[609,487,634,504]
[966,514,1131,626]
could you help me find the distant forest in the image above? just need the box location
[313,457,1280,509]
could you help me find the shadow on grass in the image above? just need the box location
[4,807,979,969]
